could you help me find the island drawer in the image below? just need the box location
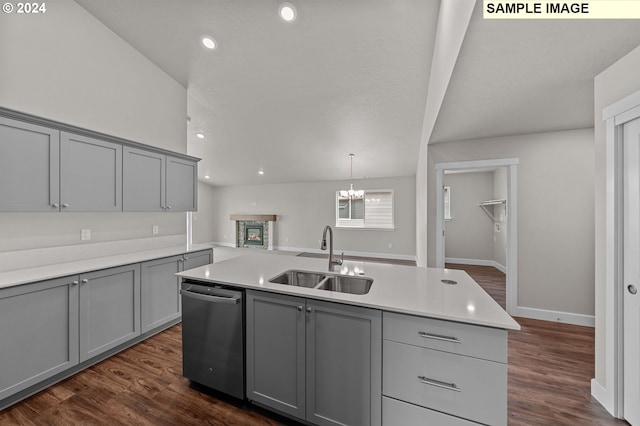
[383,397,479,426]
[383,311,507,363]
[383,340,506,426]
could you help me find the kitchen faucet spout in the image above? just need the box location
[321,225,343,271]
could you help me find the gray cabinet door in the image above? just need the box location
[306,300,382,426]
[183,249,212,271]
[141,255,183,333]
[0,116,60,211]
[166,156,197,212]
[79,264,141,362]
[0,276,79,400]
[123,147,166,212]
[246,290,306,419]
[60,132,122,212]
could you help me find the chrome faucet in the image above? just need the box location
[321,225,343,271]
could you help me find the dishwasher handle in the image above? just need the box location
[180,288,241,304]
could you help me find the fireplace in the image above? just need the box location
[231,214,277,250]
[244,224,264,246]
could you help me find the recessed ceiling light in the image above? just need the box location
[204,174,210,179]
[196,133,205,139]
[202,36,216,49]
[279,3,296,22]
[258,170,265,175]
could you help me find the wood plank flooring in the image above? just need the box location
[0,263,628,425]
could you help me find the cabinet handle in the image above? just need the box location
[306,307,312,313]
[166,205,172,210]
[418,331,461,343]
[297,306,303,312]
[178,258,184,263]
[418,376,461,392]
[81,279,88,284]
[184,257,189,261]
[62,203,69,208]
[52,203,59,208]
[71,280,79,286]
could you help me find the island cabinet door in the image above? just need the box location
[140,255,184,333]
[305,300,382,426]
[0,276,79,401]
[246,290,306,419]
[79,264,141,362]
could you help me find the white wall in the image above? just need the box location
[416,141,428,266]
[593,43,640,391]
[493,167,508,268]
[444,171,495,262]
[0,0,187,252]
[192,182,216,244]
[210,177,416,259]
[428,129,595,317]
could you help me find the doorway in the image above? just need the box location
[435,158,519,314]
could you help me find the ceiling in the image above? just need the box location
[74,0,640,186]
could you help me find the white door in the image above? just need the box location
[624,116,640,426]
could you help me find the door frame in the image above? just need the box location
[435,158,519,314]
[600,88,640,419]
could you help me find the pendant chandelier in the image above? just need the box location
[339,154,364,200]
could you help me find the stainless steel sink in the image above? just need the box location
[315,275,374,295]
[268,270,327,288]
[269,269,374,295]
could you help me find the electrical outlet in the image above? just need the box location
[81,229,91,241]
[152,225,159,235]
[494,223,501,232]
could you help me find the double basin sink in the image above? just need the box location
[269,269,373,295]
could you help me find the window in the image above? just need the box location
[444,186,452,221]
[336,190,394,229]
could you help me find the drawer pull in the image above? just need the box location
[418,376,461,392]
[418,331,461,343]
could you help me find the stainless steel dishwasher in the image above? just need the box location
[180,280,244,400]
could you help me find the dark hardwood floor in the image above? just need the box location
[0,263,627,425]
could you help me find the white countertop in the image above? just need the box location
[0,244,213,289]
[177,254,520,330]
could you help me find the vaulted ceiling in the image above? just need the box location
[75,0,640,186]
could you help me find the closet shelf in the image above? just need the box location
[478,199,506,221]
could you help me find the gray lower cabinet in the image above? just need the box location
[0,116,60,212]
[382,312,508,426]
[79,264,141,362]
[60,132,122,212]
[139,249,212,333]
[123,148,198,212]
[0,276,79,400]
[246,290,382,426]
[141,255,184,333]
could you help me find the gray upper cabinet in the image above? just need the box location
[166,156,198,212]
[246,290,382,426]
[0,116,60,211]
[79,264,141,362]
[123,148,197,212]
[123,147,166,212]
[60,132,122,212]
[0,276,79,400]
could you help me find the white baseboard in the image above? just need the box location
[591,378,616,417]
[512,306,595,327]
[444,257,506,273]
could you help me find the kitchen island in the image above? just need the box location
[177,253,519,426]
